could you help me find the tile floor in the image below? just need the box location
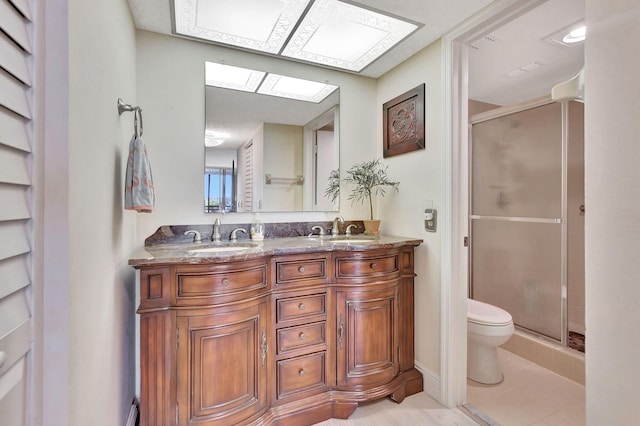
[466,348,585,426]
[314,391,478,425]
[314,348,585,426]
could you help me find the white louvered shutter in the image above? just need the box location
[0,0,33,424]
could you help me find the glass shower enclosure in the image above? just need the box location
[470,99,584,345]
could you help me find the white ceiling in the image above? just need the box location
[468,0,584,105]
[127,0,585,109]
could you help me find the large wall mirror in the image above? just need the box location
[204,61,340,213]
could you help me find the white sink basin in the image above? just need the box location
[188,244,256,253]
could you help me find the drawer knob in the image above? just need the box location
[298,266,305,273]
[370,263,378,269]
[298,303,306,311]
[299,332,306,340]
[221,278,230,286]
[299,369,306,377]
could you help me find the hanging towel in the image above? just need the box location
[125,134,155,212]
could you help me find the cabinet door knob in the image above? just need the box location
[0,351,6,369]
[298,266,305,273]
[299,369,306,377]
[221,278,230,286]
[299,332,306,340]
[370,263,378,269]
[298,303,306,311]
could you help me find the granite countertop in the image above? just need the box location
[129,234,423,267]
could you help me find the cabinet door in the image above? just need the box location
[177,300,268,425]
[335,286,399,388]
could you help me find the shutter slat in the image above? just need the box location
[0,69,30,119]
[0,289,29,338]
[0,255,29,301]
[0,222,29,261]
[0,320,30,377]
[0,145,30,185]
[0,106,30,152]
[6,0,31,21]
[0,32,30,86]
[0,184,29,221]
[0,358,26,425]
[0,0,31,53]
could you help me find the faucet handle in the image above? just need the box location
[229,228,247,242]
[309,225,325,237]
[184,230,202,243]
[345,224,357,236]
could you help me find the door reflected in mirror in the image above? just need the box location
[204,61,340,213]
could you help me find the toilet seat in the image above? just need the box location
[468,298,513,326]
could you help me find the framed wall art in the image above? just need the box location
[382,83,425,158]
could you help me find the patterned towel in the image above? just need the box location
[124,134,155,212]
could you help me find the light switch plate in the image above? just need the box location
[424,208,437,232]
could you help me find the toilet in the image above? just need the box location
[467,298,514,384]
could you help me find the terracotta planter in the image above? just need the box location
[363,219,381,235]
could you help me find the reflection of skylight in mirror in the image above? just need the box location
[281,0,418,72]
[205,62,265,92]
[174,0,310,54]
[257,74,338,103]
[205,61,338,103]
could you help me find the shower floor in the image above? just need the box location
[568,331,585,353]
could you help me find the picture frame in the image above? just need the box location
[382,83,425,158]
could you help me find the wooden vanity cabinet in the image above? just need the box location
[135,244,421,426]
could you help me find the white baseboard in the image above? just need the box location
[415,361,441,402]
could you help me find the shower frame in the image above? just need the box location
[468,95,582,348]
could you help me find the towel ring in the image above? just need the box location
[118,98,143,137]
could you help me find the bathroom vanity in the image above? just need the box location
[130,233,422,425]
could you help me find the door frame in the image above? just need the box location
[439,0,547,407]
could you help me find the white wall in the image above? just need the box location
[262,123,303,211]
[585,0,640,423]
[135,30,377,239]
[64,0,138,424]
[376,40,443,391]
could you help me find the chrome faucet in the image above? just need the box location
[212,217,222,242]
[331,216,344,236]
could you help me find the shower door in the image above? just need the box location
[470,101,565,341]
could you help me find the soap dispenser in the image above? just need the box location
[250,213,265,241]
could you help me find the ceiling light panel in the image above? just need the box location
[543,20,586,48]
[281,0,419,72]
[174,0,310,54]
[257,73,338,103]
[205,61,266,92]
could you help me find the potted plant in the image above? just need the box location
[324,168,341,207]
[343,158,399,234]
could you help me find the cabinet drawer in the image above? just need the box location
[274,256,329,287]
[277,352,326,400]
[176,264,267,301]
[276,294,326,324]
[277,322,326,355]
[335,254,398,279]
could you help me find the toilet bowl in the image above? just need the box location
[467,298,514,384]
